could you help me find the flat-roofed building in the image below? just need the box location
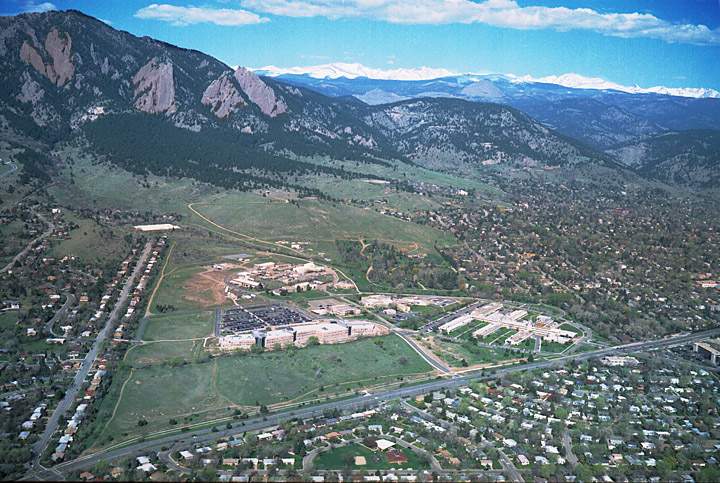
[219,334,257,351]
[293,324,321,346]
[507,309,528,321]
[471,303,503,318]
[473,323,500,338]
[133,223,180,232]
[361,294,394,308]
[694,340,720,365]
[317,323,351,344]
[439,314,473,334]
[506,331,532,346]
[264,329,295,349]
[342,320,390,338]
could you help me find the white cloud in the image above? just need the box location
[239,0,720,45]
[135,3,269,26]
[20,1,57,13]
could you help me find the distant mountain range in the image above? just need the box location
[0,10,717,190]
[260,70,720,151]
[255,63,720,99]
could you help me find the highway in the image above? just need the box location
[29,242,153,471]
[45,325,720,478]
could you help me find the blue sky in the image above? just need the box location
[7,0,720,89]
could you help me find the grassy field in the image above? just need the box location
[424,335,519,367]
[49,149,214,214]
[150,265,213,313]
[125,340,207,366]
[142,311,215,341]
[314,443,429,470]
[193,194,454,250]
[297,155,505,199]
[0,219,32,265]
[0,311,17,330]
[50,212,128,264]
[100,335,432,442]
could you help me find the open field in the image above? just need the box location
[419,334,520,367]
[99,335,433,443]
[314,442,430,470]
[0,220,28,265]
[193,195,454,251]
[49,150,213,214]
[297,155,505,200]
[141,311,215,341]
[49,212,128,265]
[125,340,206,366]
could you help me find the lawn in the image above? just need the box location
[142,311,215,341]
[314,443,429,470]
[100,335,432,444]
[215,335,430,406]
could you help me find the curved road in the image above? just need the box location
[38,326,720,479]
[44,294,76,338]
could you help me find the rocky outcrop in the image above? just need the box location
[20,41,46,76]
[234,67,286,117]
[17,71,44,104]
[132,58,176,114]
[19,28,74,87]
[201,73,246,119]
[44,28,74,86]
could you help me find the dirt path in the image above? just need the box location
[145,242,175,317]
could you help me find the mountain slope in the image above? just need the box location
[363,98,606,171]
[608,130,720,188]
[272,73,720,150]
[0,10,618,187]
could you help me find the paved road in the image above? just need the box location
[1,211,54,274]
[562,430,578,468]
[44,294,76,338]
[396,329,451,373]
[41,326,720,478]
[499,449,524,483]
[29,242,153,471]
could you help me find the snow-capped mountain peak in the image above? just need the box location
[509,72,720,99]
[251,63,719,99]
[253,62,458,81]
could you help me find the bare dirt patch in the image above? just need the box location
[184,269,233,307]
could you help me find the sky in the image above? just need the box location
[6,0,720,90]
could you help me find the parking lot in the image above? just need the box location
[220,304,311,335]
